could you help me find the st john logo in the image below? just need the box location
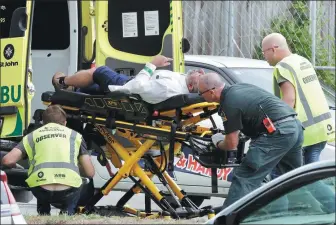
[0,44,19,67]
[3,44,14,60]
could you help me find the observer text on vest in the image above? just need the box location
[35,133,67,143]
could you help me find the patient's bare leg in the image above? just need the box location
[64,68,97,88]
[53,68,96,89]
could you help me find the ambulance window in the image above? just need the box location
[31,0,70,50]
[107,0,170,56]
[0,0,26,39]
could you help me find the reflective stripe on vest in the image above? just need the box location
[278,62,332,128]
[273,75,281,98]
[25,130,79,176]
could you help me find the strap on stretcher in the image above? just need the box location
[168,123,177,172]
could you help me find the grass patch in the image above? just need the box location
[25,214,207,224]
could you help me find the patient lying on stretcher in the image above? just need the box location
[52,55,204,104]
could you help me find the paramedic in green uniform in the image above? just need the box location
[198,73,304,208]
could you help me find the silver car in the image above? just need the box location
[205,160,336,225]
[89,56,335,207]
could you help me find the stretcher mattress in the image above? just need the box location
[41,90,206,121]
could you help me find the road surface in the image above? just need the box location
[18,191,224,216]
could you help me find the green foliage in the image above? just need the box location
[254,0,335,90]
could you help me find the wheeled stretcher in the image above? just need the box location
[33,89,246,219]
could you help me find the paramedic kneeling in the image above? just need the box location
[2,105,95,215]
[198,73,304,209]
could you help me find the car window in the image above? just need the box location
[229,68,274,93]
[241,176,336,224]
[185,65,229,83]
[185,65,216,74]
[0,181,9,204]
[231,68,336,108]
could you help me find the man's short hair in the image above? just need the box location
[42,104,67,125]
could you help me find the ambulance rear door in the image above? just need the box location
[0,0,34,139]
[94,0,186,75]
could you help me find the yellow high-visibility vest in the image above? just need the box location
[23,123,82,188]
[273,54,335,147]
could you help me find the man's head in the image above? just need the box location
[185,69,205,93]
[42,104,67,125]
[198,72,225,102]
[261,33,292,66]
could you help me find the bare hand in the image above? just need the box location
[151,55,173,67]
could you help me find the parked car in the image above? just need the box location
[205,159,336,225]
[91,55,335,207]
[0,170,27,225]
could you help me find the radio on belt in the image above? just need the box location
[259,105,276,134]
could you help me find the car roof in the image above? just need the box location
[184,55,273,69]
[205,160,336,224]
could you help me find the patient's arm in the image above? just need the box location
[129,55,172,88]
[129,63,157,87]
[108,55,173,100]
[108,62,156,93]
[132,55,172,82]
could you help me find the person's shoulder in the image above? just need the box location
[59,125,82,137]
[70,128,82,136]
[220,84,237,103]
[279,53,307,64]
[226,83,265,98]
[293,53,308,60]
[230,83,254,91]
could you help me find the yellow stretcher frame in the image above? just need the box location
[41,99,219,219]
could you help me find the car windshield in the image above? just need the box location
[241,176,336,224]
[230,68,336,107]
[230,68,274,93]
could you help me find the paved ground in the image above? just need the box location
[19,191,224,216]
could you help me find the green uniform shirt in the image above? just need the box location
[219,83,297,137]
